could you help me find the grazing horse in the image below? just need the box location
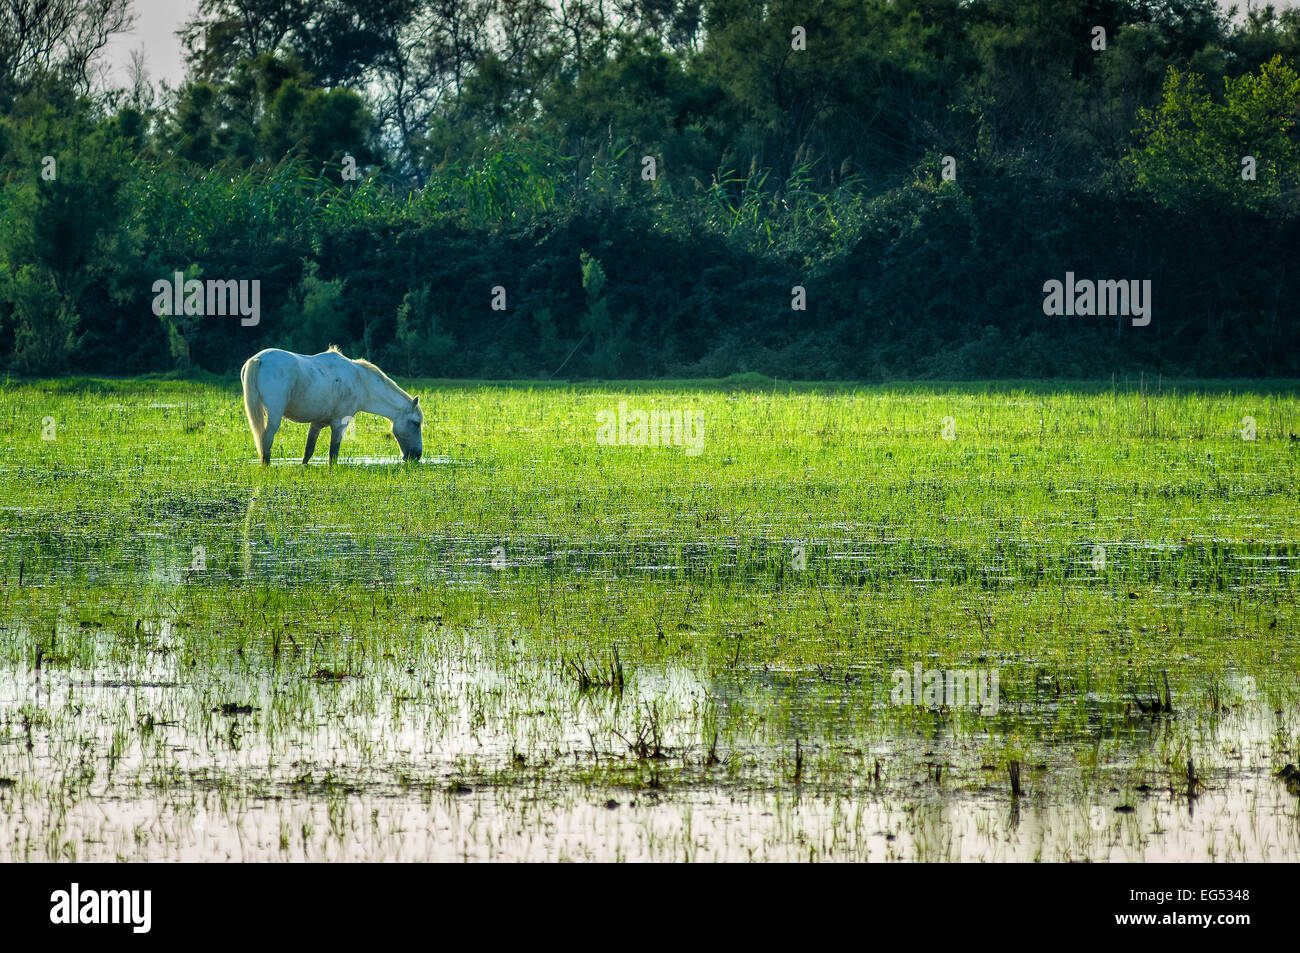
[240,347,423,464]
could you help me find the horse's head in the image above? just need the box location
[393,395,423,462]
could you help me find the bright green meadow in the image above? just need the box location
[0,377,1298,860]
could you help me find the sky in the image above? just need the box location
[102,0,199,91]
[99,0,1300,91]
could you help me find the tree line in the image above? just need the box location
[1,0,1298,379]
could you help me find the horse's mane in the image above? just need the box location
[329,344,412,400]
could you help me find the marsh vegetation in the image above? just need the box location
[0,378,1297,860]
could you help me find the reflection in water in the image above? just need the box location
[0,620,1295,861]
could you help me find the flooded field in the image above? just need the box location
[1,379,1298,861]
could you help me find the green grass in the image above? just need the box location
[0,377,1297,860]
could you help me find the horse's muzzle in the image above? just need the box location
[404,450,422,462]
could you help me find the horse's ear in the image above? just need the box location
[412,396,420,408]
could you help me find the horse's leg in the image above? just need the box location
[261,410,283,465]
[303,423,323,464]
[327,422,345,465]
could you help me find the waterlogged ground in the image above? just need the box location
[0,377,1298,861]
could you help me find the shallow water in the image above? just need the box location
[270,455,464,467]
[7,520,1298,593]
[2,382,1298,860]
[1,618,1295,861]
[4,781,1296,862]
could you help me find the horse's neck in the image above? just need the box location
[354,365,408,420]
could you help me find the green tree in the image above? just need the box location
[154,264,206,371]
[284,262,351,354]
[395,285,455,375]
[1128,55,1300,214]
[0,95,132,372]
[167,54,377,168]
[579,250,633,378]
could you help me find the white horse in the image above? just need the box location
[240,347,423,464]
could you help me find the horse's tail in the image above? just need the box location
[241,356,266,458]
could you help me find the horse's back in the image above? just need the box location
[247,348,356,424]
[249,348,337,387]
[247,347,302,371]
